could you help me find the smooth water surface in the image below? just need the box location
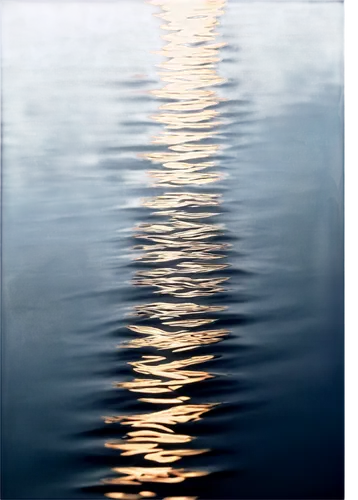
[2,1,343,499]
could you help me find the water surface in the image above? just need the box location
[2,1,343,499]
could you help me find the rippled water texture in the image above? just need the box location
[2,1,343,499]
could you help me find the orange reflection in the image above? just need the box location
[104,467,209,485]
[104,0,228,498]
[105,494,156,500]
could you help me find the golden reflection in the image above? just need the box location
[164,497,198,500]
[122,327,228,352]
[104,0,228,498]
[134,302,226,320]
[115,355,215,394]
[104,467,209,485]
[105,493,156,500]
[163,497,198,500]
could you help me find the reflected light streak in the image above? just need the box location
[134,302,227,320]
[103,0,228,498]
[104,467,209,485]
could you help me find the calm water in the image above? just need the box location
[2,1,343,499]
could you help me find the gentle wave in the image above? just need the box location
[102,1,230,498]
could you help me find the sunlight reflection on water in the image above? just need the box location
[103,2,230,497]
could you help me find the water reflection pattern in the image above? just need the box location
[104,1,228,498]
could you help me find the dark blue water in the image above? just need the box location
[2,1,343,499]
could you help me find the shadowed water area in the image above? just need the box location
[2,1,343,499]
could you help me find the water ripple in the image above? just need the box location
[101,1,231,498]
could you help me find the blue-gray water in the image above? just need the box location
[2,1,343,499]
